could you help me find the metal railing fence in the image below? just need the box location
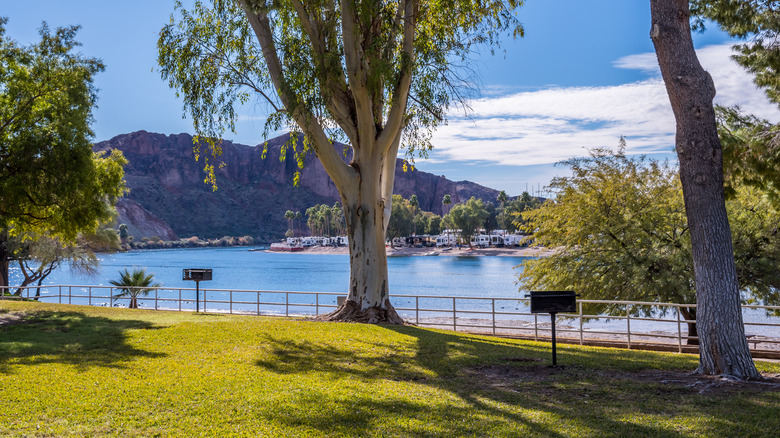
[2,285,778,355]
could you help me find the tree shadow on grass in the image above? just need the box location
[0,310,166,374]
[253,324,779,437]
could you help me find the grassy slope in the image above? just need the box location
[1,301,778,437]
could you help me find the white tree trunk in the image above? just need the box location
[319,159,403,324]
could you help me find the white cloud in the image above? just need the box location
[431,43,780,167]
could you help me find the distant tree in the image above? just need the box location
[295,211,302,238]
[506,191,542,231]
[118,224,129,242]
[448,197,488,248]
[409,195,420,235]
[426,214,442,236]
[109,268,161,309]
[483,202,498,234]
[0,19,126,290]
[497,191,507,209]
[650,0,759,378]
[284,210,295,235]
[442,194,452,216]
[386,195,413,247]
[331,203,346,236]
[518,146,780,346]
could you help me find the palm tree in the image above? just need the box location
[295,211,302,237]
[284,210,295,235]
[110,268,161,309]
[442,194,452,215]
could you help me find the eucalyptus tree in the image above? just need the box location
[650,0,759,378]
[0,19,126,290]
[158,0,523,323]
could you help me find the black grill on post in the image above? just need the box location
[183,269,213,312]
[526,291,578,366]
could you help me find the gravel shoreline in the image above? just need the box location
[275,245,556,257]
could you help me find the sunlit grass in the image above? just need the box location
[1,300,778,437]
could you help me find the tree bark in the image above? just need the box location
[650,0,759,379]
[0,233,9,293]
[679,307,698,346]
[316,157,404,324]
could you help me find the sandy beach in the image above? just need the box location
[286,245,556,257]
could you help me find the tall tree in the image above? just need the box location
[0,19,126,290]
[158,0,523,323]
[649,0,759,378]
[442,194,452,215]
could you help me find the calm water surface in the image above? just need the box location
[9,246,528,298]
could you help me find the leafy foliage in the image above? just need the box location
[518,145,780,318]
[447,197,488,247]
[692,0,780,105]
[716,105,780,209]
[0,18,126,239]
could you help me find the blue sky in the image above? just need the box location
[5,1,779,197]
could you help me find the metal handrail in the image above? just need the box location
[1,285,778,354]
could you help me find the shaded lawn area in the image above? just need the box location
[1,301,779,437]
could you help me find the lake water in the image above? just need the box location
[9,246,528,298]
[7,247,778,341]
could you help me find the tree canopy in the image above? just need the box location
[517,145,780,342]
[0,19,125,239]
[0,18,126,289]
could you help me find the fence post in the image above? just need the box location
[534,313,538,341]
[452,297,457,332]
[257,291,260,316]
[178,289,182,312]
[285,291,289,317]
[416,296,419,325]
[492,299,496,336]
[626,303,632,349]
[677,305,683,353]
[579,301,584,346]
[89,287,92,306]
[230,290,233,314]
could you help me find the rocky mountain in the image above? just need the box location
[95,131,503,241]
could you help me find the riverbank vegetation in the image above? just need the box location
[1,301,779,437]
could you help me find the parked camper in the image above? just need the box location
[436,234,457,247]
[470,234,490,248]
[502,234,529,247]
[489,235,505,247]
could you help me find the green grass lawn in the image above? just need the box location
[1,301,778,437]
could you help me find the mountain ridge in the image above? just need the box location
[94,131,504,241]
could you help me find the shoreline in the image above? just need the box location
[277,245,555,257]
